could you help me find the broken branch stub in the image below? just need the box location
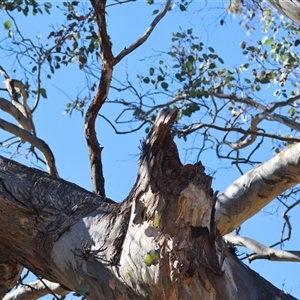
[0,107,294,299]
[115,107,291,299]
[118,108,227,298]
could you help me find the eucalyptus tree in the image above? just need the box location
[1,0,300,299]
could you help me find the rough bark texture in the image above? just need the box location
[0,251,22,298]
[0,108,296,299]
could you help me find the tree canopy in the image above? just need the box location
[1,0,300,299]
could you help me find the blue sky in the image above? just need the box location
[1,0,300,298]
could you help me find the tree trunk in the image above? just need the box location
[0,108,296,299]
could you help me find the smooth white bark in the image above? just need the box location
[1,108,295,299]
[215,143,300,235]
[4,280,69,300]
[267,0,300,25]
[225,233,300,262]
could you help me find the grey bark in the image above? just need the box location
[0,108,296,299]
[3,279,70,300]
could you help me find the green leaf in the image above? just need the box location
[179,4,186,11]
[209,63,216,69]
[218,57,224,64]
[143,77,150,84]
[157,75,164,82]
[261,36,274,46]
[40,88,47,99]
[149,67,154,76]
[153,211,160,228]
[23,5,29,16]
[144,254,153,266]
[161,82,168,90]
[44,2,52,8]
[127,270,134,279]
[288,107,296,117]
[239,41,246,49]
[4,20,11,30]
[144,249,160,267]
[259,77,270,84]
[208,46,215,53]
[8,29,13,38]
[175,73,185,82]
[147,0,154,4]
[225,76,235,84]
[188,55,194,62]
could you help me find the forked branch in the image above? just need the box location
[0,67,58,176]
[114,0,171,64]
[86,0,171,196]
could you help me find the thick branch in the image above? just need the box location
[215,143,300,235]
[0,97,31,131]
[0,251,22,299]
[0,155,111,285]
[225,233,300,263]
[0,118,58,176]
[0,66,35,135]
[0,109,296,299]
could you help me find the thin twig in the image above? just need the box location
[114,0,171,64]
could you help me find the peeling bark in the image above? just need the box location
[1,108,296,299]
